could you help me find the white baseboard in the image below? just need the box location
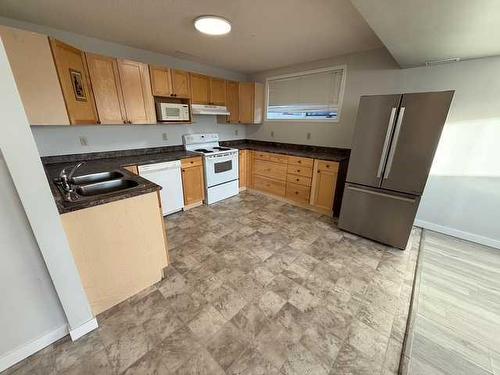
[414,219,500,250]
[0,325,68,372]
[69,318,98,341]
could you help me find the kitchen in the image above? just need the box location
[1,1,500,375]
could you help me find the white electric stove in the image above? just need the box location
[183,134,239,204]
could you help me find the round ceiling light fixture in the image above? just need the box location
[194,15,231,36]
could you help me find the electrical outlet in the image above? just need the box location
[307,132,311,140]
[271,131,274,138]
[162,133,168,141]
[79,136,88,146]
[235,129,239,136]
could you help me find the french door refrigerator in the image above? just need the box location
[338,91,454,249]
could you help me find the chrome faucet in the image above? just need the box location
[55,161,86,193]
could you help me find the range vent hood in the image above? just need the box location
[191,104,230,116]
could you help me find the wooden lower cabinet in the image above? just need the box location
[60,192,168,315]
[181,157,205,208]
[249,151,339,215]
[239,150,248,189]
[310,159,339,213]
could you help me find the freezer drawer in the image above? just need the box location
[338,183,420,249]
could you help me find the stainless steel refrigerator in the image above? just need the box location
[338,91,454,249]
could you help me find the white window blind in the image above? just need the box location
[267,67,345,121]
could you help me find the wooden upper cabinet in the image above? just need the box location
[239,82,264,124]
[226,81,239,123]
[209,77,226,105]
[0,26,69,125]
[85,53,126,124]
[116,59,156,124]
[171,69,191,98]
[149,65,171,97]
[190,73,210,104]
[49,38,98,124]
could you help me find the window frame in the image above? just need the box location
[264,65,347,123]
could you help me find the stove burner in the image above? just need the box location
[213,147,231,151]
[195,148,214,153]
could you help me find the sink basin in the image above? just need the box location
[75,179,139,197]
[71,171,124,185]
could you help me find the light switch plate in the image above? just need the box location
[271,131,274,137]
[307,132,311,140]
[79,136,88,146]
[162,133,168,141]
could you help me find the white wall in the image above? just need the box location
[0,37,94,370]
[0,16,248,156]
[251,48,500,248]
[0,152,67,368]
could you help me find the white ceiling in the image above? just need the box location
[0,0,382,74]
[351,0,500,67]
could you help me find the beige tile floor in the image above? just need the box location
[404,231,500,375]
[3,191,420,375]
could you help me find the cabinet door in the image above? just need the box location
[239,150,247,188]
[171,69,191,98]
[149,65,171,97]
[226,81,239,123]
[210,77,226,105]
[182,165,205,206]
[190,73,210,104]
[117,59,156,124]
[310,160,339,212]
[0,26,69,125]
[49,38,98,124]
[86,53,126,124]
[239,83,254,124]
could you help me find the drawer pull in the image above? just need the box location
[298,160,302,164]
[326,165,330,168]
[296,178,299,182]
[295,191,299,195]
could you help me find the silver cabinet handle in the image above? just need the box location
[347,185,416,203]
[384,107,405,179]
[377,107,397,178]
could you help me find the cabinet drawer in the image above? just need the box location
[285,182,311,204]
[253,159,287,181]
[253,175,286,197]
[287,164,313,178]
[286,174,312,187]
[317,160,339,173]
[181,157,203,168]
[254,151,287,164]
[287,156,313,168]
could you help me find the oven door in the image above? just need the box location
[205,152,239,187]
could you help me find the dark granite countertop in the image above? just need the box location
[43,146,200,214]
[220,140,350,162]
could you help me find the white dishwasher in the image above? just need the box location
[138,160,184,216]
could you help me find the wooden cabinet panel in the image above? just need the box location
[253,175,286,197]
[149,65,171,97]
[239,82,254,124]
[287,156,314,168]
[226,81,239,123]
[182,160,205,206]
[123,165,138,175]
[49,38,98,124]
[310,159,339,212]
[171,69,191,98]
[117,59,156,124]
[210,77,226,105]
[181,157,203,168]
[86,53,126,124]
[287,165,313,178]
[253,159,287,181]
[286,182,311,204]
[190,73,210,104]
[0,26,69,125]
[239,150,247,188]
[286,174,312,187]
[61,192,168,315]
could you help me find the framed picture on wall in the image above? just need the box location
[69,69,87,101]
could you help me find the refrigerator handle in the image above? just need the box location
[376,107,398,178]
[383,106,405,179]
[347,185,416,203]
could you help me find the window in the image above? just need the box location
[266,66,346,122]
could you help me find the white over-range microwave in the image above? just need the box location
[155,101,190,122]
